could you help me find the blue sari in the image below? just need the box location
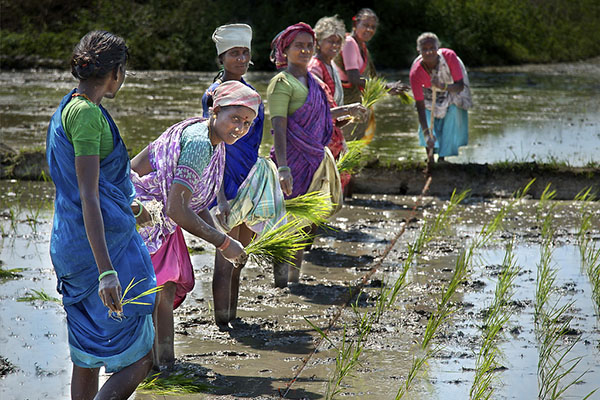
[201,77,264,206]
[46,89,156,372]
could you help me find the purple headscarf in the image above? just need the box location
[131,117,226,253]
[270,22,316,69]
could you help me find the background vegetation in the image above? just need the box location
[1,0,599,71]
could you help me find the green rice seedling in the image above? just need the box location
[138,372,214,394]
[110,277,163,320]
[336,140,368,175]
[470,240,519,400]
[396,91,415,105]
[396,247,470,399]
[0,266,23,279]
[17,289,60,303]
[361,77,390,108]
[284,191,332,226]
[244,216,310,267]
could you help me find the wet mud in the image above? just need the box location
[1,179,599,399]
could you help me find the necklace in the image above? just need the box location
[72,92,94,103]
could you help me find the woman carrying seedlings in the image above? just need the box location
[46,30,156,399]
[308,15,354,193]
[201,24,286,330]
[409,32,472,162]
[334,8,405,142]
[130,80,261,368]
[268,22,365,283]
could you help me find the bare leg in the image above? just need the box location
[156,281,176,368]
[273,262,289,288]
[95,350,153,400]
[287,249,304,283]
[71,364,99,400]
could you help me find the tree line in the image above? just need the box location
[1,0,599,71]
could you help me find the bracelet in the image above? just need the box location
[278,166,291,173]
[98,269,118,282]
[133,199,144,218]
[217,235,231,251]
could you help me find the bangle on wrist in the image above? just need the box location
[98,269,118,282]
[217,235,231,251]
[278,166,291,173]
[133,199,144,218]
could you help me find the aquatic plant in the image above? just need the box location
[244,216,310,267]
[0,265,23,279]
[17,289,60,303]
[138,372,214,394]
[284,191,332,226]
[574,187,600,312]
[336,140,368,175]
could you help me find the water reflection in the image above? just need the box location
[1,61,599,166]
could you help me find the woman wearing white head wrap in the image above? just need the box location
[201,24,287,331]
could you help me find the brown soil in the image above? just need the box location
[2,146,598,200]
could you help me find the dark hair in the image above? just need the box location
[71,30,128,81]
[353,8,379,26]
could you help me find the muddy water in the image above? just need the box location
[2,59,600,165]
[1,178,599,399]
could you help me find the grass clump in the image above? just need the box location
[0,266,23,279]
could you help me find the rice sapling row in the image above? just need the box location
[17,288,61,303]
[470,240,520,400]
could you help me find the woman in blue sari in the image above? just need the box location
[46,31,156,399]
[202,24,286,330]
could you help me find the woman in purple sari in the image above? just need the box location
[130,80,261,368]
[268,23,365,284]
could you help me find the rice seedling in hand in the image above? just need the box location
[361,77,390,108]
[17,289,60,303]
[109,277,163,320]
[138,372,214,395]
[336,140,368,175]
[284,191,332,226]
[244,216,310,267]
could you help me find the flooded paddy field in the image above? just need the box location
[1,179,599,399]
[1,60,599,398]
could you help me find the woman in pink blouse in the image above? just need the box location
[409,32,472,162]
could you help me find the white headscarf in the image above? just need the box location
[212,24,252,56]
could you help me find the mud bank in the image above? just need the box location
[1,146,597,200]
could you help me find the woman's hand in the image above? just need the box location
[214,200,231,229]
[134,203,153,227]
[220,236,246,264]
[98,273,122,313]
[386,80,410,95]
[346,103,368,120]
[424,128,436,147]
[430,76,446,91]
[278,168,293,196]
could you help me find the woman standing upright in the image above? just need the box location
[409,32,472,162]
[201,24,286,330]
[46,30,156,399]
[131,81,261,366]
[334,8,405,142]
[268,23,364,283]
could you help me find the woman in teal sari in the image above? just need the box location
[46,31,155,399]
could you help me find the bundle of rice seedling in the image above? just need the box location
[110,277,163,320]
[361,77,390,108]
[284,191,332,226]
[337,139,368,174]
[244,216,310,267]
[397,91,415,105]
[138,372,214,394]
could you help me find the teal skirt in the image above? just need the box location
[418,104,468,157]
